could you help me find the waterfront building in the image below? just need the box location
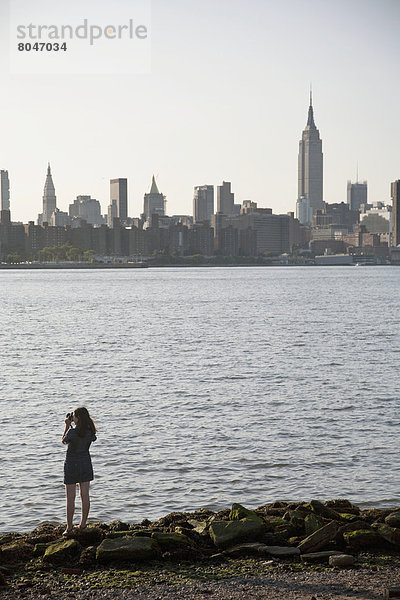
[110,178,128,222]
[219,203,290,255]
[298,92,323,216]
[193,185,214,223]
[39,163,57,224]
[391,180,400,246]
[347,180,368,212]
[0,170,10,212]
[296,196,312,226]
[107,199,118,228]
[217,181,235,215]
[143,176,166,224]
[360,203,391,235]
[69,195,104,226]
[50,208,71,227]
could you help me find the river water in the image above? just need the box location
[0,266,399,532]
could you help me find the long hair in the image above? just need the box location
[74,406,97,438]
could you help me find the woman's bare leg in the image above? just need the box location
[65,484,76,531]
[78,481,90,528]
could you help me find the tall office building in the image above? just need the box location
[0,170,10,211]
[143,176,166,223]
[391,180,400,246]
[296,196,312,226]
[217,181,235,215]
[193,185,214,223]
[298,92,323,215]
[41,163,57,224]
[107,199,118,228]
[69,195,104,226]
[347,180,368,212]
[110,178,128,221]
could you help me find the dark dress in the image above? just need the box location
[63,426,96,485]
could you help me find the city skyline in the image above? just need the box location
[0,0,399,222]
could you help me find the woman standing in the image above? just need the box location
[62,407,97,535]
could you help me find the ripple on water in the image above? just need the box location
[1,267,400,531]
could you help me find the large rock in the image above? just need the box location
[385,511,400,528]
[44,539,81,563]
[70,527,104,546]
[151,532,192,550]
[264,545,300,557]
[325,499,360,516]
[96,536,159,563]
[308,500,341,521]
[374,524,400,547]
[329,553,355,567]
[304,513,327,536]
[298,521,338,554]
[0,540,34,562]
[229,504,264,524]
[209,518,264,549]
[343,529,384,550]
[283,510,306,531]
[188,519,208,535]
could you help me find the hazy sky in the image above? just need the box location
[1,0,399,223]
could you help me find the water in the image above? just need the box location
[1,266,400,532]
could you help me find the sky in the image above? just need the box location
[0,0,399,223]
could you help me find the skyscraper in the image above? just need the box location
[217,181,234,215]
[193,185,214,223]
[69,195,104,226]
[110,178,128,221]
[143,176,166,223]
[0,170,10,212]
[391,180,400,246]
[41,163,57,224]
[298,92,323,215]
[347,180,368,212]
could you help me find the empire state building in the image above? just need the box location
[298,93,323,216]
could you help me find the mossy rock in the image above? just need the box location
[274,524,298,540]
[373,523,400,547]
[385,511,400,528]
[69,527,104,547]
[264,516,287,530]
[229,504,264,524]
[325,499,360,516]
[33,543,49,557]
[343,529,384,550]
[0,534,18,547]
[0,541,34,562]
[44,539,82,564]
[305,513,326,536]
[209,518,264,549]
[308,500,341,521]
[79,545,97,567]
[283,510,306,531]
[151,532,192,549]
[188,519,208,535]
[109,520,130,531]
[360,508,392,523]
[105,531,134,539]
[338,513,359,522]
[96,536,159,563]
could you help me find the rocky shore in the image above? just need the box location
[2,499,400,599]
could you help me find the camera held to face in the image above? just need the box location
[66,412,74,422]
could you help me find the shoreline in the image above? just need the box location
[0,262,394,269]
[2,499,400,598]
